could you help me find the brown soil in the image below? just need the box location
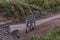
[20,18,60,38]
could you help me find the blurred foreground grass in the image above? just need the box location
[28,26,60,40]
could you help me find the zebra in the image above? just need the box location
[11,30,20,40]
[0,25,10,40]
[26,14,36,33]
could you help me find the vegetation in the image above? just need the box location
[25,0,60,11]
[0,0,60,22]
[0,0,10,12]
[0,0,30,22]
[28,26,60,40]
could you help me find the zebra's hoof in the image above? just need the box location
[26,31,28,33]
[32,27,34,30]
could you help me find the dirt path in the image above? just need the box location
[26,18,60,37]
[0,14,60,40]
[0,14,60,32]
[10,14,60,32]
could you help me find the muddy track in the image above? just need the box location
[0,14,60,40]
[0,14,60,32]
[26,18,60,37]
[9,14,60,32]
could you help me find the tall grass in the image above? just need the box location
[0,0,60,22]
[25,0,60,11]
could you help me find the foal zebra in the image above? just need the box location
[26,15,36,33]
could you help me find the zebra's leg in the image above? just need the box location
[32,21,36,30]
[0,35,2,40]
[26,22,29,33]
[29,22,32,32]
[26,27,28,33]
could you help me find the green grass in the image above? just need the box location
[0,0,60,23]
[28,26,60,40]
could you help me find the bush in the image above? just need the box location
[25,0,60,11]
